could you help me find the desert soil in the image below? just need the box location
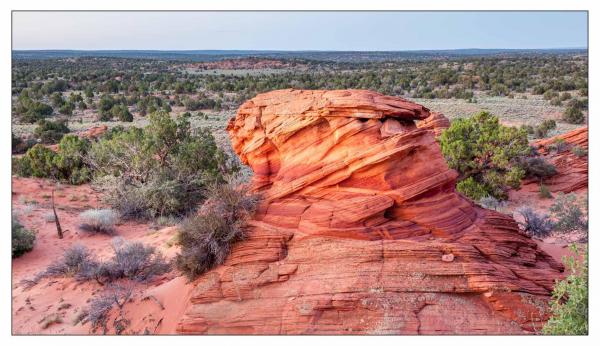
[11,176,194,335]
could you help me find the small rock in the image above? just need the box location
[441,253,455,262]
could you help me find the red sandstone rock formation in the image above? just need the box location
[79,125,108,139]
[177,89,563,335]
[522,127,588,193]
[416,111,450,137]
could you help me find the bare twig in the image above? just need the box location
[52,190,63,239]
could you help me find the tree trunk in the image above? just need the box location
[52,190,63,239]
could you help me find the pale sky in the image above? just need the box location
[12,11,588,51]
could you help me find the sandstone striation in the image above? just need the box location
[177,89,564,335]
[416,111,450,137]
[523,127,588,193]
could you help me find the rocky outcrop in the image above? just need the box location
[523,127,588,193]
[177,89,563,335]
[416,111,450,137]
[79,125,108,139]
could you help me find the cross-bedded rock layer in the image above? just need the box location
[525,127,588,193]
[177,89,563,335]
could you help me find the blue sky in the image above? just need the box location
[12,11,588,50]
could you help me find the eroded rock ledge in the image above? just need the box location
[177,89,563,335]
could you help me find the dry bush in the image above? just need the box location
[101,238,171,282]
[550,193,588,241]
[23,240,170,288]
[516,207,554,238]
[88,283,134,333]
[176,179,259,280]
[522,157,557,181]
[79,209,119,235]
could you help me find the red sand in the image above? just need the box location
[11,176,193,335]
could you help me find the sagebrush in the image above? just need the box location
[79,209,119,235]
[176,180,258,279]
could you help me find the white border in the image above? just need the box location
[1,1,597,346]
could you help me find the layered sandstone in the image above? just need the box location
[523,127,588,193]
[416,111,450,137]
[177,89,563,335]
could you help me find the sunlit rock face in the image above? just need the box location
[177,89,563,335]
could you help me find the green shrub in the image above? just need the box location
[176,180,258,280]
[20,101,54,123]
[543,245,588,335]
[456,177,489,200]
[59,102,74,116]
[14,144,57,178]
[550,193,588,237]
[560,92,572,101]
[12,217,36,258]
[440,111,530,200]
[521,124,534,135]
[549,138,568,153]
[53,135,92,184]
[88,111,237,218]
[522,157,557,181]
[34,119,70,144]
[534,119,556,138]
[563,106,585,124]
[567,98,588,111]
[539,184,552,199]
[543,90,559,100]
[571,145,587,158]
[110,105,133,122]
[13,135,91,184]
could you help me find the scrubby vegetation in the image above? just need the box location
[79,209,119,234]
[543,245,588,335]
[12,54,588,120]
[534,119,556,139]
[12,217,35,258]
[88,111,237,218]
[87,283,134,333]
[563,106,585,124]
[13,134,91,185]
[539,184,553,199]
[23,239,170,287]
[176,179,258,279]
[571,145,587,158]
[550,193,588,240]
[515,193,587,241]
[477,195,505,211]
[522,157,557,182]
[33,119,70,144]
[440,111,530,200]
[12,132,36,154]
[516,207,554,238]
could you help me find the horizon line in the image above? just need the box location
[11,47,589,52]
